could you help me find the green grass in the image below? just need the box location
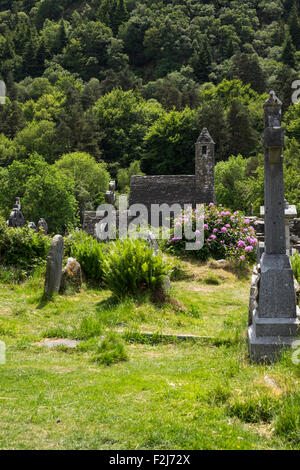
[0,258,299,450]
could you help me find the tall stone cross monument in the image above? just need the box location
[248,91,299,362]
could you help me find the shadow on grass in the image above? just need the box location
[36,292,55,309]
[95,295,120,311]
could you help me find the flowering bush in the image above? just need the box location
[168,204,258,263]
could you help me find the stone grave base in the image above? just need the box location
[248,262,300,363]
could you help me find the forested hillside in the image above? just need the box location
[0,0,299,231]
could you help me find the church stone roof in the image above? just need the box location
[129,175,197,210]
[196,127,215,144]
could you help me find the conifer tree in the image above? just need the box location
[289,2,300,49]
[57,18,68,51]
[189,41,211,82]
[281,30,297,69]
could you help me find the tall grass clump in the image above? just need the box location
[93,332,128,366]
[103,238,172,299]
[275,392,300,445]
[227,393,281,423]
[68,230,106,283]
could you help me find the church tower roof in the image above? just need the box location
[196,128,215,144]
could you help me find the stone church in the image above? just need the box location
[83,128,216,236]
[129,127,216,211]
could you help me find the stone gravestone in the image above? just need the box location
[7,197,25,228]
[44,235,64,299]
[37,218,48,235]
[28,222,37,232]
[248,92,300,362]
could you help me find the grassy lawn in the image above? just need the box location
[0,259,299,450]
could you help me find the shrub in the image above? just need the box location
[0,217,50,271]
[93,332,128,366]
[103,238,172,299]
[0,266,28,284]
[168,204,258,263]
[68,230,107,283]
[291,252,300,283]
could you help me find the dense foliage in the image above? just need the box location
[0,216,50,270]
[0,1,299,229]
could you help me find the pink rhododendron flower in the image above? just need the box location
[204,224,208,229]
[245,246,253,252]
[213,228,218,233]
[238,240,245,248]
[240,255,246,261]
[221,227,227,233]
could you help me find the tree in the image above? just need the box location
[142,108,198,175]
[54,152,110,221]
[15,120,57,163]
[189,41,212,83]
[117,160,144,192]
[274,65,299,111]
[281,30,297,68]
[289,2,300,48]
[98,0,129,35]
[57,18,68,52]
[215,155,252,212]
[92,89,163,167]
[227,99,258,157]
[231,52,266,94]
[197,100,229,161]
[0,153,77,233]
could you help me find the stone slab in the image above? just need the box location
[44,235,64,299]
[34,339,81,348]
